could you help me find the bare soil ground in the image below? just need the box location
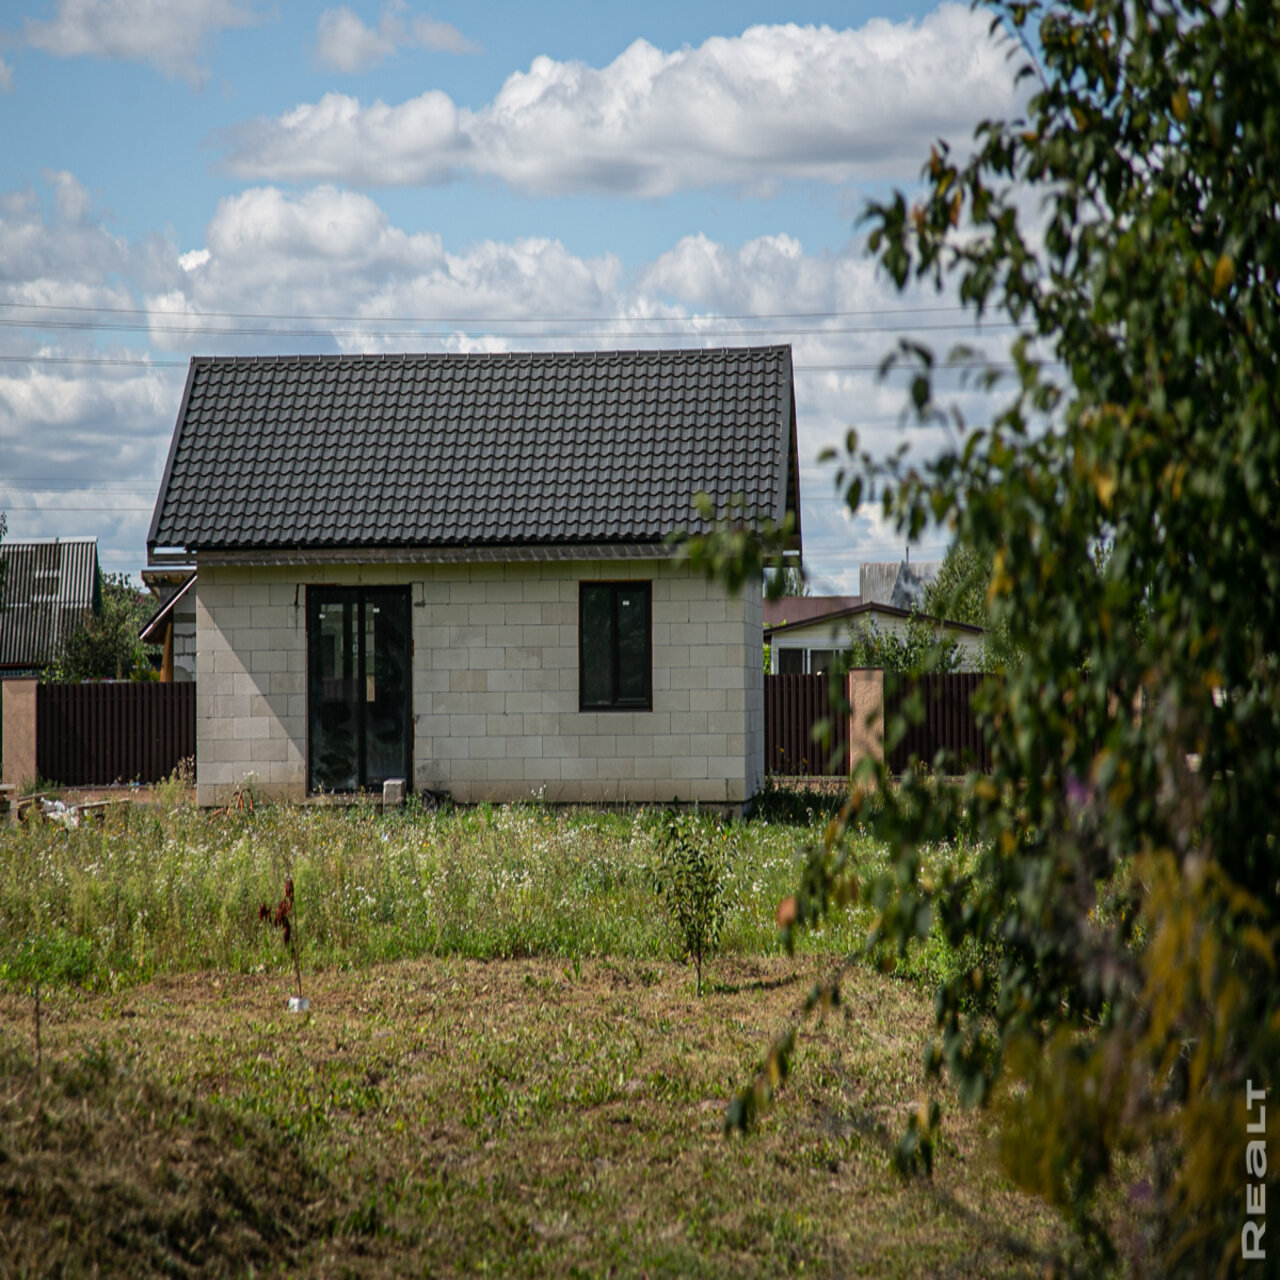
[0,954,1080,1278]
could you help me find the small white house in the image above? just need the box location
[147,347,802,808]
[764,595,985,674]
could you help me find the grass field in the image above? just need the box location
[0,792,1112,1276]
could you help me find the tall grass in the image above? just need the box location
[0,798,887,991]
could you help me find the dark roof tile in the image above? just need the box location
[149,347,798,553]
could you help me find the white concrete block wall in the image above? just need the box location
[194,557,765,808]
[195,564,310,806]
[173,592,198,683]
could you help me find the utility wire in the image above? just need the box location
[0,316,1021,340]
[0,299,980,324]
[0,353,1057,372]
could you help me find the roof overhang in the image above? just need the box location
[139,571,197,643]
[179,541,683,569]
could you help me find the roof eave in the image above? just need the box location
[187,541,683,568]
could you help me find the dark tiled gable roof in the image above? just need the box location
[148,347,798,555]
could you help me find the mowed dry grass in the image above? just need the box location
[0,953,1076,1278]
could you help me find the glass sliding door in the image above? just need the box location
[307,586,411,793]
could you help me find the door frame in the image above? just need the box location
[305,584,413,794]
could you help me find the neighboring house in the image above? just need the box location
[0,537,101,678]
[147,347,802,808]
[764,594,984,673]
[140,570,197,682]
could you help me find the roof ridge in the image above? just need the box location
[189,344,791,366]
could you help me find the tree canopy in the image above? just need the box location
[45,573,158,682]
[691,1,1280,1270]
[844,614,961,675]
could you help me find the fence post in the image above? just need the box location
[1,678,39,788]
[847,668,884,772]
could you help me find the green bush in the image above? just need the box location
[651,813,732,995]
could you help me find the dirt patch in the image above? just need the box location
[0,956,1087,1278]
[0,1043,332,1277]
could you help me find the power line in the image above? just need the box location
[0,482,159,492]
[0,353,1058,373]
[0,316,1022,341]
[0,355,186,368]
[0,298,978,324]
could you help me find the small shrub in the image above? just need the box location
[153,757,195,810]
[751,776,846,825]
[651,813,731,995]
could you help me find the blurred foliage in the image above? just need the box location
[844,614,962,675]
[706,1,1280,1271]
[44,571,159,682]
[765,563,809,600]
[674,492,796,597]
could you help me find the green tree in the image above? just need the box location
[922,544,987,630]
[844,614,960,674]
[923,543,1021,670]
[45,572,157,682]
[0,512,8,610]
[651,813,732,996]
[703,2,1280,1269]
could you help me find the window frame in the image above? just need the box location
[578,580,653,712]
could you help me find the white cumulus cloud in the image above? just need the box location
[23,0,259,88]
[0,175,1004,581]
[314,3,479,72]
[221,5,1020,194]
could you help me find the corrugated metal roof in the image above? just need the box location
[148,347,800,555]
[0,538,101,670]
[762,595,862,630]
[859,561,940,608]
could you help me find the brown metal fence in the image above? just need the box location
[764,673,849,776]
[36,682,196,786]
[885,672,991,775]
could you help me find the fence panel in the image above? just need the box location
[885,672,991,775]
[764,673,849,776]
[37,682,196,786]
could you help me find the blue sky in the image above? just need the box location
[0,0,1027,591]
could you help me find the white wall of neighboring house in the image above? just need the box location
[172,590,197,683]
[194,557,763,808]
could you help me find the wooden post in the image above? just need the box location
[846,669,884,772]
[1,678,38,788]
[161,618,175,683]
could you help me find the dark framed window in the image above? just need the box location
[776,647,804,675]
[579,581,652,711]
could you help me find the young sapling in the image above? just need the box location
[259,878,306,1010]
